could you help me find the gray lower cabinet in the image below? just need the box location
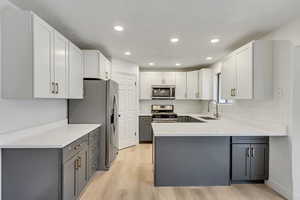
[63,156,77,200]
[2,128,100,200]
[139,116,153,142]
[231,137,269,182]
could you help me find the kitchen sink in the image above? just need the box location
[199,116,217,120]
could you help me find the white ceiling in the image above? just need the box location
[9,0,300,68]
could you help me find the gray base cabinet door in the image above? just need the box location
[63,156,77,200]
[139,116,153,142]
[232,144,251,181]
[250,144,269,180]
[77,150,88,194]
[232,143,269,181]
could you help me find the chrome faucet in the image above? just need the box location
[208,100,220,119]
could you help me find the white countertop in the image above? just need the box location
[152,114,287,137]
[0,124,101,148]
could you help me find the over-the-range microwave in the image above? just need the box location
[152,85,176,100]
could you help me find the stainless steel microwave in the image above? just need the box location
[152,85,176,100]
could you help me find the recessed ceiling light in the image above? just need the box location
[124,51,131,56]
[114,25,124,32]
[210,38,220,44]
[170,38,179,43]
[206,57,213,60]
[175,63,181,66]
[149,62,155,66]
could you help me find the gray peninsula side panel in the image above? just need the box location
[154,136,231,186]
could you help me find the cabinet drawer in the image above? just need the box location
[63,135,88,162]
[231,136,269,144]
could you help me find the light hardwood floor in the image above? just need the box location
[80,144,285,200]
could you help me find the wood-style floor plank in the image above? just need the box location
[80,144,285,200]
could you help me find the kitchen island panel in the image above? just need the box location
[154,136,231,186]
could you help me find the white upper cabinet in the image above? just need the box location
[68,42,83,99]
[175,72,187,99]
[139,72,154,100]
[1,8,83,99]
[235,42,253,99]
[221,40,287,100]
[198,69,213,100]
[221,54,236,99]
[187,71,199,99]
[83,50,111,80]
[161,72,176,85]
[32,14,55,98]
[53,31,68,98]
[148,72,176,85]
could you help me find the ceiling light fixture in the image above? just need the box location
[114,25,124,32]
[124,51,131,56]
[210,38,220,44]
[170,38,179,43]
[175,63,181,66]
[149,62,155,66]
[206,57,213,60]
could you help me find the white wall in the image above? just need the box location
[139,100,206,115]
[211,17,300,200]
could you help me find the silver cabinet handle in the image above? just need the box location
[251,147,255,158]
[247,147,251,157]
[51,82,55,94]
[55,83,59,94]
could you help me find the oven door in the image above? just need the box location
[152,87,175,100]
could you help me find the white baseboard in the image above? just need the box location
[266,180,292,200]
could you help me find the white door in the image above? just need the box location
[175,72,187,99]
[113,73,138,149]
[68,42,83,99]
[187,71,199,99]
[235,43,253,99]
[53,31,68,98]
[33,14,54,98]
[221,54,236,99]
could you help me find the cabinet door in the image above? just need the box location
[99,53,107,80]
[235,43,253,99]
[162,72,176,85]
[53,31,68,98]
[250,144,268,180]
[139,116,153,142]
[68,42,83,99]
[232,144,251,181]
[33,15,54,98]
[76,149,88,195]
[83,51,100,78]
[199,69,213,100]
[187,71,199,99]
[105,59,112,80]
[140,72,152,99]
[150,72,163,85]
[175,72,187,99]
[63,156,77,200]
[221,55,236,99]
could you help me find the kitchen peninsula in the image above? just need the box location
[152,116,287,186]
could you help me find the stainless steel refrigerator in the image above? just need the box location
[68,79,119,170]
